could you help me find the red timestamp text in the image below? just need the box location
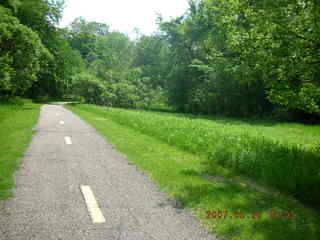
[206,210,297,220]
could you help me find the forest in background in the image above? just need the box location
[1,0,320,122]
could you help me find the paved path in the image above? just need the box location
[0,104,216,240]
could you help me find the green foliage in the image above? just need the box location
[28,28,83,98]
[1,0,320,119]
[67,19,167,109]
[0,99,41,198]
[157,0,320,118]
[73,104,320,206]
[67,17,107,63]
[14,0,64,31]
[0,0,82,99]
[20,0,84,98]
[72,72,108,105]
[71,68,164,109]
[0,6,49,96]
[67,103,320,240]
[133,35,171,88]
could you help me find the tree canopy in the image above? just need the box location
[1,0,319,121]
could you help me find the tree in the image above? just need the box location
[156,0,320,118]
[133,35,171,89]
[0,6,50,96]
[67,17,109,63]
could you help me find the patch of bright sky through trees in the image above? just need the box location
[60,0,189,38]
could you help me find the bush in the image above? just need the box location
[72,72,108,105]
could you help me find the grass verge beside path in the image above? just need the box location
[0,99,41,199]
[67,105,320,206]
[67,103,320,240]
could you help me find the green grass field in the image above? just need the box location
[67,103,320,240]
[0,99,41,199]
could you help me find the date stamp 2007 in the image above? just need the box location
[206,210,296,220]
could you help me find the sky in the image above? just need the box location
[60,0,189,37]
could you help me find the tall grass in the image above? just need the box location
[68,103,320,240]
[74,104,320,205]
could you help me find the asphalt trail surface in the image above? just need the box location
[0,104,216,240]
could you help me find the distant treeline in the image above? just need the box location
[1,0,319,121]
